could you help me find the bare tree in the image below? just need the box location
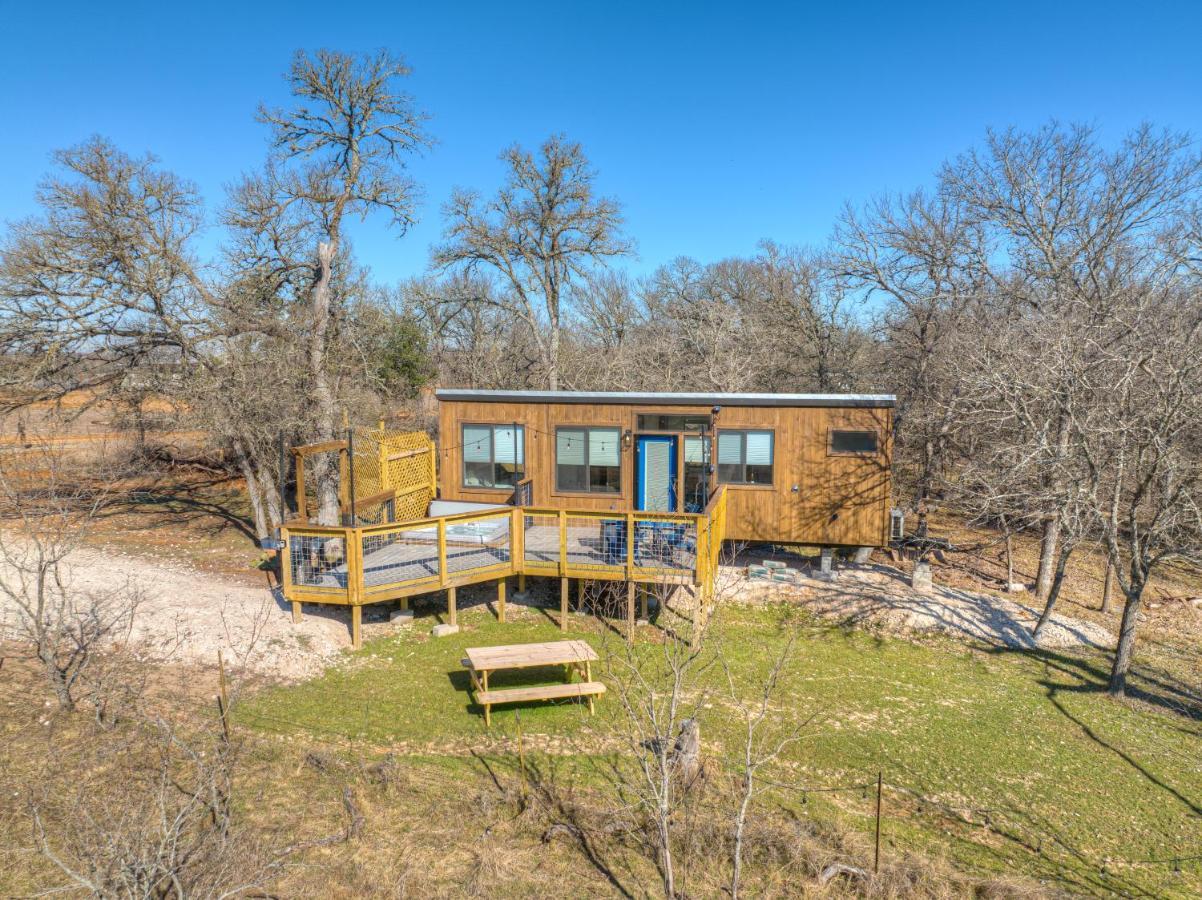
[434,135,631,390]
[943,122,1202,597]
[721,633,807,900]
[405,272,546,390]
[1079,288,1202,696]
[0,50,434,531]
[836,188,986,538]
[0,446,142,711]
[751,241,868,392]
[601,584,715,899]
[238,49,431,524]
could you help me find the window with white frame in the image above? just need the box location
[556,426,621,493]
[716,430,774,485]
[462,424,524,489]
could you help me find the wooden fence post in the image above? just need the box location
[874,771,883,874]
[560,577,569,632]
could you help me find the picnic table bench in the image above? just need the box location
[462,640,604,726]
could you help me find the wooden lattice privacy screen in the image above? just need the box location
[341,427,437,524]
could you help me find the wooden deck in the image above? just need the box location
[280,488,727,648]
[290,522,696,591]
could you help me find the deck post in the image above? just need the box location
[437,519,448,587]
[511,507,523,578]
[347,527,363,648]
[625,512,635,581]
[557,510,568,576]
[291,600,302,624]
[447,586,457,626]
[560,577,569,631]
[626,581,635,642]
[293,452,306,520]
[497,578,506,623]
[399,596,409,612]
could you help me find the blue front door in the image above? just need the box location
[636,436,677,512]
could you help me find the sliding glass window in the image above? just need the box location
[462,424,524,489]
[556,427,621,493]
[716,430,774,485]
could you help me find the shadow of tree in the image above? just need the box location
[97,476,257,543]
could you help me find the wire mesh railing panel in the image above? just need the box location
[288,532,350,592]
[522,514,560,568]
[361,524,440,590]
[631,518,698,574]
[444,512,512,577]
[566,516,627,572]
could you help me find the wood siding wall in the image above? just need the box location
[437,400,893,547]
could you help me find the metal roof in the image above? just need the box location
[435,389,895,408]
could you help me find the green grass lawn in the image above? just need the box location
[239,596,1202,897]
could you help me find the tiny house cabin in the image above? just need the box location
[436,390,894,548]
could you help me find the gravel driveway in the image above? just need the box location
[1,541,351,679]
[728,563,1115,650]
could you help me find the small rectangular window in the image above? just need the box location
[716,430,774,485]
[462,424,524,488]
[556,427,621,493]
[830,430,879,455]
[636,414,711,432]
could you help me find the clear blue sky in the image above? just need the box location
[2,0,1200,284]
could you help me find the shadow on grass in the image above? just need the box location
[883,756,1162,897]
[1005,645,1202,723]
[446,665,602,724]
[467,749,638,899]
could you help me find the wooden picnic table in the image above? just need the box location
[462,640,604,726]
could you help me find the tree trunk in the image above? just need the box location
[1032,542,1074,643]
[39,645,75,710]
[1109,583,1144,698]
[1101,559,1114,614]
[1035,516,1061,600]
[310,240,342,526]
[731,768,753,900]
[232,441,269,539]
[547,315,560,391]
[1005,532,1014,586]
[265,478,284,530]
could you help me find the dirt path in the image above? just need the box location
[726,561,1115,650]
[0,541,352,679]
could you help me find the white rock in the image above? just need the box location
[431,623,460,638]
[389,609,414,625]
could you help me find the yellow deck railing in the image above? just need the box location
[280,487,728,645]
